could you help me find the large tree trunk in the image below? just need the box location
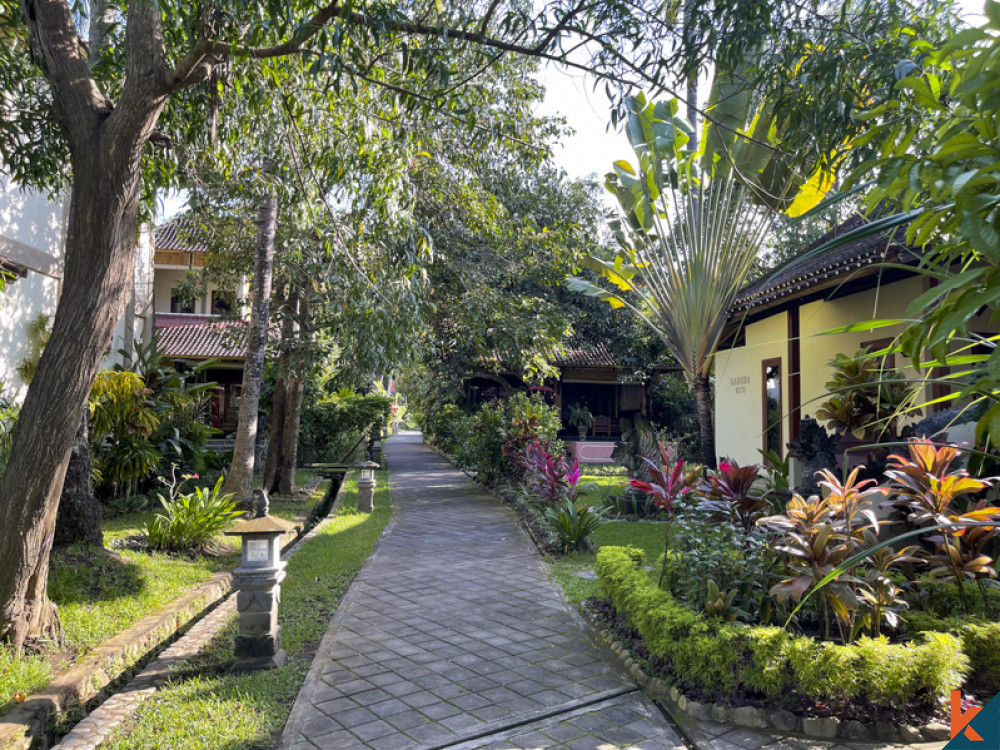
[276,293,308,495]
[0,128,164,647]
[277,372,305,495]
[261,285,290,494]
[0,0,167,647]
[53,419,103,548]
[694,374,716,470]
[261,377,287,494]
[223,186,278,506]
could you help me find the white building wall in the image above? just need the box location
[102,224,155,369]
[0,175,66,402]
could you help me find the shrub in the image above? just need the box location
[523,440,580,505]
[906,614,1000,696]
[595,546,967,708]
[545,499,605,553]
[144,476,242,553]
[299,392,391,463]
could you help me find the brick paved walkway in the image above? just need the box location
[279,431,684,750]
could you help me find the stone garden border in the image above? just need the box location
[0,478,333,750]
[580,604,952,746]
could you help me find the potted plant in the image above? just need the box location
[565,402,594,440]
[815,349,918,469]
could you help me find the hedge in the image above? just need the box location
[595,546,967,708]
[906,612,1000,697]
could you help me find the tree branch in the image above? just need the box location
[20,0,106,145]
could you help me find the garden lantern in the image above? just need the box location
[224,490,295,671]
[369,436,383,462]
[357,460,379,513]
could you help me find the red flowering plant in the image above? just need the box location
[698,459,770,534]
[628,441,702,584]
[522,440,581,506]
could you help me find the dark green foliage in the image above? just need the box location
[661,508,777,624]
[596,546,967,707]
[144,477,242,553]
[545,500,606,553]
[647,375,700,460]
[420,392,561,486]
[299,394,391,464]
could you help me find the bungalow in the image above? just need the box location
[464,344,665,463]
[713,215,953,476]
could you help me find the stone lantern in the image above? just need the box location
[356,461,379,513]
[368,436,383,463]
[224,490,295,671]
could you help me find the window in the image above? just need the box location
[170,290,195,314]
[762,358,782,455]
[211,291,233,314]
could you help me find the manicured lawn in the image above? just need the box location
[576,473,628,505]
[101,470,391,750]
[0,474,328,712]
[546,519,666,603]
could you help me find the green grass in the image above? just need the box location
[101,469,391,750]
[547,519,667,603]
[577,474,628,505]
[0,473,329,712]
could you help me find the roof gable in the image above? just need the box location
[733,215,920,315]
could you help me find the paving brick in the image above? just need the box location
[277,433,686,750]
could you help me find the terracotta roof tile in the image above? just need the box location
[732,215,920,314]
[554,344,617,368]
[155,317,246,359]
[155,219,209,253]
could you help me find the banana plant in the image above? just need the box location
[567,69,831,468]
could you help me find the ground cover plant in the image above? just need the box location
[98,470,391,750]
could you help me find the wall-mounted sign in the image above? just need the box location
[730,375,750,394]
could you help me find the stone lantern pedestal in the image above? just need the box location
[224,491,295,672]
[357,461,379,513]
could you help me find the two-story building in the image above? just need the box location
[151,219,247,433]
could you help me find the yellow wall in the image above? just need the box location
[715,310,787,465]
[714,276,934,466]
[798,276,929,426]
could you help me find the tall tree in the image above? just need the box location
[222,177,278,504]
[0,0,948,647]
[570,82,830,467]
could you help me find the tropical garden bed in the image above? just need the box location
[416,383,1000,737]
